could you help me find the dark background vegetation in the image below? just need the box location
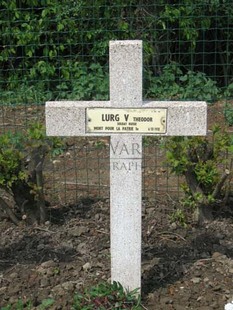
[1,0,233,104]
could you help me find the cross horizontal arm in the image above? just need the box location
[46,100,207,137]
[46,101,110,136]
[143,101,207,136]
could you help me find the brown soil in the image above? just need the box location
[0,200,233,309]
[0,101,233,309]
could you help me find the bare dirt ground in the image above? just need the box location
[0,199,233,309]
[0,101,232,309]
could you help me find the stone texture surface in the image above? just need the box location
[46,101,110,136]
[109,40,142,107]
[109,41,142,291]
[46,100,207,137]
[144,100,207,136]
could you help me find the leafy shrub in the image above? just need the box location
[170,208,187,228]
[146,63,219,102]
[179,70,219,102]
[145,63,183,100]
[165,126,233,224]
[58,62,109,101]
[1,1,232,105]
[224,102,233,126]
[223,83,233,98]
[0,123,64,225]
[0,62,108,105]
[0,84,53,105]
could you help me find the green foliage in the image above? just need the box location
[0,283,141,310]
[39,298,55,310]
[58,62,109,101]
[166,126,231,174]
[145,63,183,100]
[26,122,63,153]
[165,126,232,210]
[0,298,54,310]
[180,184,215,209]
[72,281,142,309]
[1,1,233,104]
[0,124,62,189]
[0,62,109,105]
[224,102,233,126]
[0,123,64,223]
[143,136,161,147]
[0,299,31,310]
[0,132,26,188]
[229,134,233,153]
[179,71,219,102]
[224,84,233,98]
[146,63,219,101]
[0,84,53,105]
[170,208,187,228]
[159,1,208,47]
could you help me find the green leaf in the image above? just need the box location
[40,298,54,309]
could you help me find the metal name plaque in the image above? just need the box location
[86,108,167,134]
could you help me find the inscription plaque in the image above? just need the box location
[86,108,167,134]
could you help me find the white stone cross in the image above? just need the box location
[46,40,207,292]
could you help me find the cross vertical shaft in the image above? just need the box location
[110,41,142,291]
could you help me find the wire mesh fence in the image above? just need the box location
[43,137,185,206]
[1,1,233,103]
[0,1,232,206]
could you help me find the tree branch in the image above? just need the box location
[35,160,47,224]
[184,169,208,204]
[0,196,19,225]
[223,159,233,204]
[212,169,231,199]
